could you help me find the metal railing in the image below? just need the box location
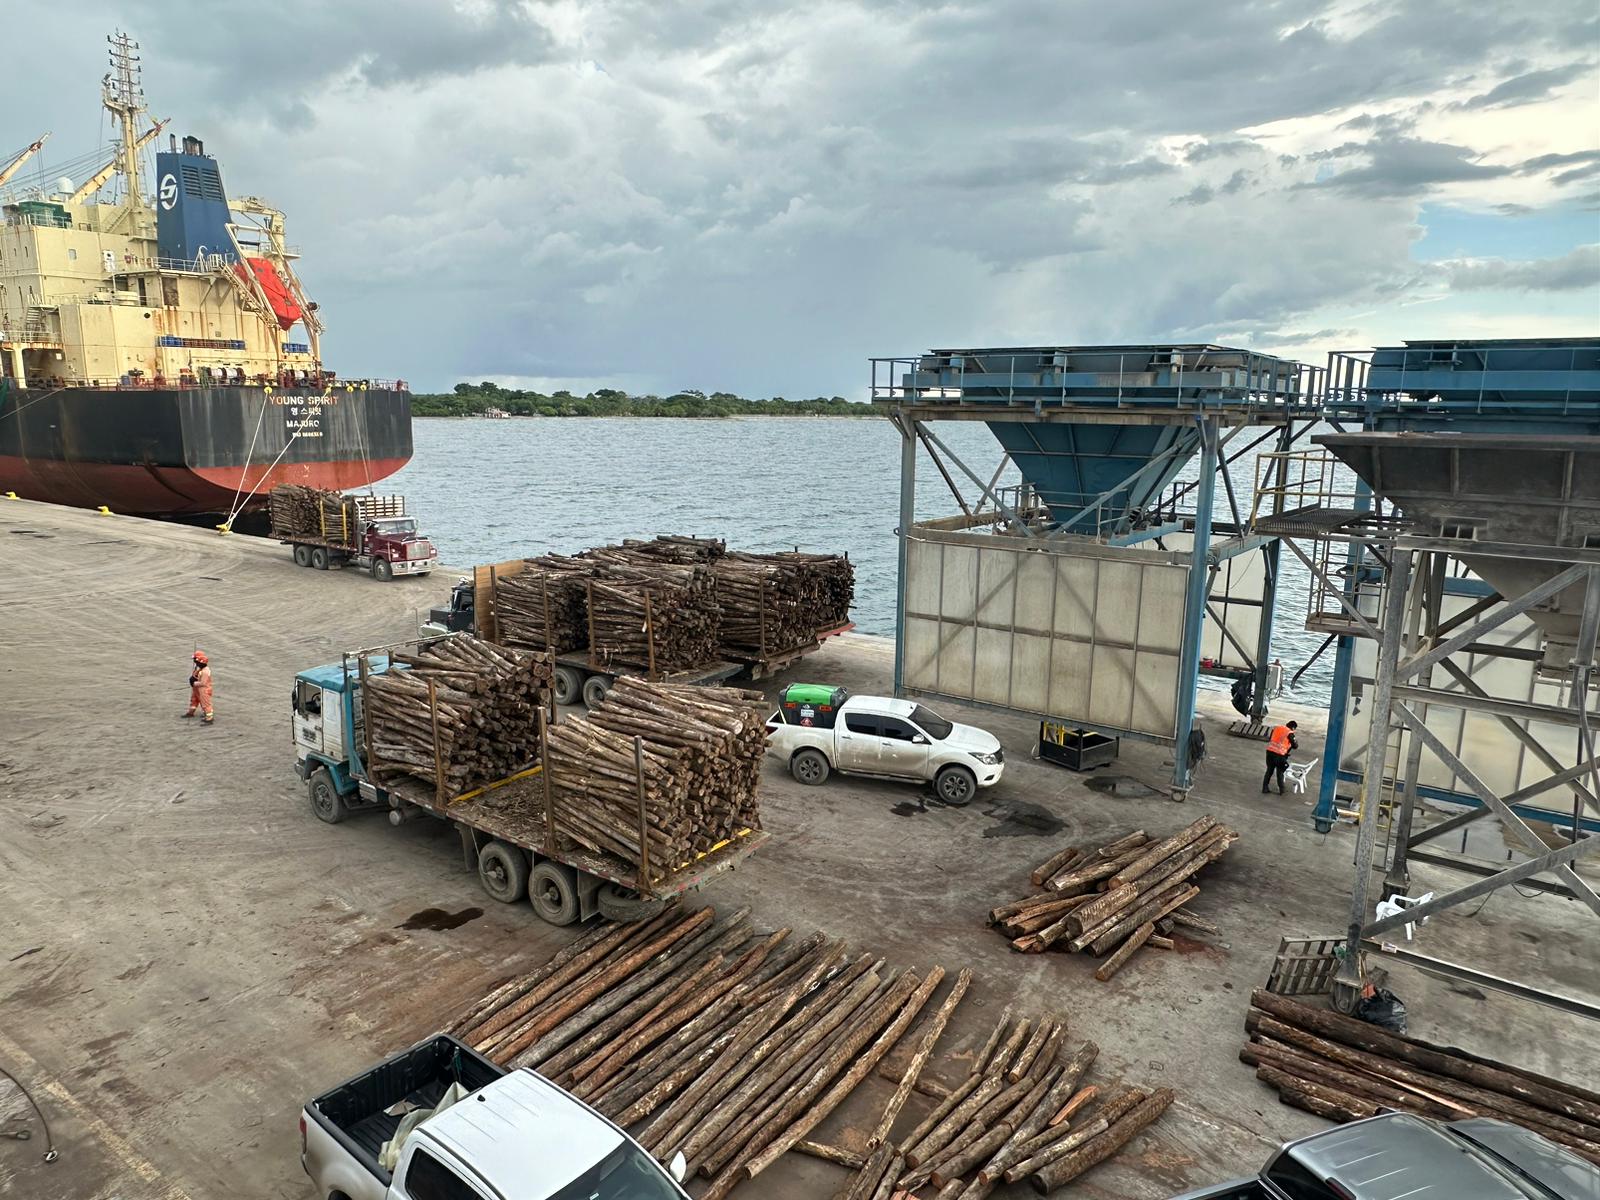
[1318,342,1600,421]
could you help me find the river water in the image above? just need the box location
[389,416,1339,708]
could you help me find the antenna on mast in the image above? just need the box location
[103,31,147,208]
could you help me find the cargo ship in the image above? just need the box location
[0,32,412,518]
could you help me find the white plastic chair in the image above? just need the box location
[1284,757,1318,794]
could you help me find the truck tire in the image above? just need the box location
[293,543,313,567]
[530,862,581,926]
[935,765,976,807]
[553,666,584,707]
[371,558,394,582]
[790,748,829,786]
[581,674,611,709]
[478,841,529,904]
[310,546,330,571]
[308,768,348,824]
[597,883,664,924]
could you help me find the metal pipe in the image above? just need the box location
[893,413,916,695]
[1170,417,1219,792]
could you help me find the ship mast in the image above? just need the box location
[103,31,147,215]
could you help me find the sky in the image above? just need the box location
[4,0,1597,396]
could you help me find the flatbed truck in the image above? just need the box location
[271,489,438,580]
[291,637,767,925]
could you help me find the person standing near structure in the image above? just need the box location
[1262,719,1296,794]
[184,651,214,724]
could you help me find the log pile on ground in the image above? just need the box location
[364,635,552,795]
[447,906,949,1200]
[267,483,351,541]
[988,818,1237,980]
[541,681,765,880]
[1242,990,1600,1164]
[493,555,593,653]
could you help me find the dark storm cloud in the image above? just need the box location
[1445,244,1600,292]
[1308,138,1512,197]
[1458,62,1591,109]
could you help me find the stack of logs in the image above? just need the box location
[771,549,855,633]
[1243,990,1600,1164]
[989,818,1236,980]
[540,680,766,880]
[364,635,552,795]
[493,555,593,653]
[446,906,1172,1200]
[267,483,351,541]
[585,560,722,673]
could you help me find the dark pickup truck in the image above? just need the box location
[1173,1112,1599,1200]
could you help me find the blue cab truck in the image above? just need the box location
[291,636,768,926]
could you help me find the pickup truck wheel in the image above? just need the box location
[790,748,829,786]
[581,674,611,709]
[371,557,394,582]
[529,862,581,926]
[553,666,584,707]
[308,768,347,824]
[478,841,529,903]
[935,765,976,807]
[597,883,663,924]
[310,546,330,571]
[292,543,313,567]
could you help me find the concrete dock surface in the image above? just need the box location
[2,499,1596,1200]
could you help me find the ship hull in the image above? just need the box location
[0,384,412,517]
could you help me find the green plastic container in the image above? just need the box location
[778,683,849,728]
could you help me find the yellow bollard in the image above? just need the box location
[97,505,113,516]
[3,491,17,500]
[215,521,232,535]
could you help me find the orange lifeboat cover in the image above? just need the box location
[234,258,303,331]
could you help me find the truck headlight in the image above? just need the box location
[970,750,1002,765]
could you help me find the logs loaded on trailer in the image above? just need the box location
[362,634,553,797]
[491,555,593,654]
[989,818,1237,980]
[534,679,768,883]
[583,561,722,674]
[268,483,352,541]
[443,905,1172,1198]
[1241,989,1600,1164]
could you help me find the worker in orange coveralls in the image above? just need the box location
[184,650,214,724]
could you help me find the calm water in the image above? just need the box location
[389,416,1338,707]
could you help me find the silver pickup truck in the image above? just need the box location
[301,1034,689,1200]
[1172,1111,1599,1200]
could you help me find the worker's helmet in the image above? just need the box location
[193,650,209,665]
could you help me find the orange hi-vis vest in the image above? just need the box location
[1267,725,1293,756]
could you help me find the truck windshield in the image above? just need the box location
[374,519,417,535]
[910,705,954,740]
[548,1142,682,1200]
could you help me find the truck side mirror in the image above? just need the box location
[291,686,302,715]
[668,1151,687,1182]
[912,734,928,745]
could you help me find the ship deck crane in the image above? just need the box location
[0,133,50,191]
[66,120,167,207]
[230,194,324,362]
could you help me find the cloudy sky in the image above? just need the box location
[6,1,1597,395]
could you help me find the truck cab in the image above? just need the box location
[363,515,437,579]
[293,659,384,824]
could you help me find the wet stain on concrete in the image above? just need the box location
[890,800,926,817]
[398,906,483,931]
[1447,983,1488,1002]
[980,799,1065,839]
[1085,774,1161,799]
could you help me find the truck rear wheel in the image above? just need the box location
[371,558,394,582]
[308,768,347,824]
[311,546,330,571]
[478,841,529,903]
[791,748,829,786]
[581,674,610,709]
[597,883,664,924]
[935,765,976,807]
[553,666,584,707]
[530,862,581,926]
[293,544,313,567]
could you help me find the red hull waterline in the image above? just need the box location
[0,456,410,518]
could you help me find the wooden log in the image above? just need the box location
[1256,1065,1380,1121]
[800,1139,866,1171]
[1030,845,1081,887]
[1027,1087,1175,1193]
[868,968,972,1149]
[1094,921,1156,982]
[1048,1085,1098,1127]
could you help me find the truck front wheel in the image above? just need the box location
[935,765,976,807]
[371,558,394,582]
[553,666,584,707]
[581,674,611,709]
[293,544,313,567]
[530,862,581,925]
[308,768,348,824]
[310,547,330,571]
[478,841,529,903]
[791,748,829,786]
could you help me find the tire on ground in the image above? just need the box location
[371,557,394,582]
[293,544,313,567]
[311,546,330,571]
[596,883,664,924]
[529,861,581,925]
[935,764,976,807]
[790,748,829,786]
[581,674,610,709]
[553,666,584,707]
[309,768,347,824]
[478,840,529,904]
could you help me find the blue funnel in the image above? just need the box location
[989,422,1200,532]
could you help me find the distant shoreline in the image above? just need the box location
[412,411,881,420]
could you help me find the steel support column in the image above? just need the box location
[893,414,916,696]
[1384,551,1445,896]
[1171,417,1219,793]
[1251,537,1281,720]
[1332,547,1413,1012]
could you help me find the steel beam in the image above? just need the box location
[1391,701,1600,917]
[1403,849,1586,901]
[1359,942,1600,1022]
[893,414,916,695]
[1392,685,1598,731]
[917,425,1037,540]
[1385,552,1444,895]
[1171,417,1218,792]
[1394,563,1587,682]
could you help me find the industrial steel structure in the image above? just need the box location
[871,345,1321,792]
[1252,337,1600,1016]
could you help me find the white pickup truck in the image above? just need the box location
[301,1034,689,1200]
[765,684,1004,805]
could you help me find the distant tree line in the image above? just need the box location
[411,382,874,418]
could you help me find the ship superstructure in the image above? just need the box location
[0,32,412,517]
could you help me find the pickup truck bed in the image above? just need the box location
[309,1035,501,1183]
